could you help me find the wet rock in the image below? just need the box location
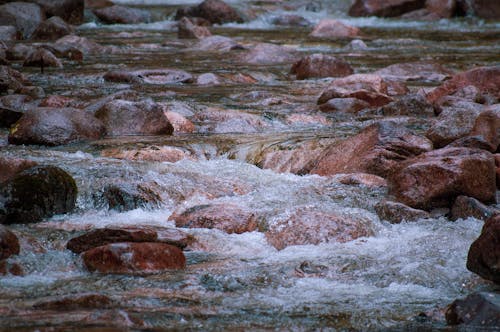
[0,225,20,259]
[27,0,84,25]
[309,19,360,39]
[23,48,63,70]
[427,66,500,104]
[0,156,38,184]
[466,215,500,284]
[271,14,310,27]
[446,292,500,327]
[336,173,388,187]
[349,0,426,17]
[84,0,114,9]
[102,145,193,163]
[95,99,174,136]
[104,69,193,85]
[8,107,105,146]
[377,94,435,117]
[0,25,18,41]
[464,108,500,152]
[345,39,368,50]
[319,97,370,114]
[471,0,500,19]
[175,0,244,25]
[290,54,353,80]
[84,89,139,114]
[238,43,297,65]
[374,61,453,82]
[103,182,162,211]
[196,73,221,85]
[0,260,23,276]
[265,207,374,250]
[170,203,259,234]
[82,242,186,274]
[375,200,430,223]
[31,16,74,41]
[93,5,152,24]
[5,43,34,61]
[163,111,195,133]
[310,121,432,177]
[0,93,33,110]
[0,2,44,39]
[54,34,106,55]
[67,228,158,254]
[425,0,458,18]
[178,17,211,39]
[194,107,267,134]
[450,195,496,221]
[39,95,74,108]
[0,106,24,128]
[192,35,243,52]
[388,147,496,210]
[33,293,114,310]
[0,165,77,224]
[0,65,31,93]
[285,113,332,127]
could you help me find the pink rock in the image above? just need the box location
[31,16,74,41]
[291,54,353,80]
[319,98,370,114]
[177,17,211,39]
[39,95,74,108]
[175,0,244,25]
[348,0,426,17]
[101,146,193,162]
[337,173,388,187]
[238,43,297,65]
[163,110,195,133]
[93,5,151,24]
[309,19,360,39]
[374,61,453,82]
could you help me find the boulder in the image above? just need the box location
[0,225,20,259]
[446,292,500,327]
[175,0,244,25]
[290,54,353,80]
[309,19,360,39]
[375,200,430,223]
[193,107,267,134]
[265,207,374,250]
[0,106,24,128]
[103,182,162,211]
[0,2,44,39]
[163,111,195,133]
[196,73,221,85]
[466,215,500,284]
[54,35,106,55]
[336,172,388,187]
[23,48,63,70]
[388,147,496,210]
[26,0,84,25]
[471,0,500,19]
[0,25,18,41]
[0,165,77,224]
[237,43,297,65]
[8,107,105,146]
[348,0,426,17]
[95,99,174,136]
[39,95,74,108]
[425,0,457,18]
[319,98,370,114]
[374,61,453,82]
[177,17,211,39]
[271,14,310,27]
[450,195,496,221]
[0,156,38,184]
[5,43,34,61]
[192,35,243,52]
[0,65,31,93]
[93,5,151,24]
[310,121,433,177]
[376,94,435,117]
[82,242,186,274]
[466,109,500,152]
[170,203,259,234]
[103,69,193,84]
[31,16,74,40]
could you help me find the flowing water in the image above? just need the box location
[1,0,500,330]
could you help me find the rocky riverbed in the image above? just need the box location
[0,0,499,330]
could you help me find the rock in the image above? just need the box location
[471,0,500,19]
[84,0,114,9]
[177,17,211,39]
[194,107,267,134]
[196,73,221,85]
[265,207,374,250]
[0,93,33,110]
[0,65,31,93]
[319,98,370,114]
[102,145,193,163]
[0,225,20,259]
[103,69,193,84]
[348,0,426,17]
[375,200,430,223]
[427,66,500,104]
[0,106,24,128]
[0,165,77,224]
[237,43,297,65]
[93,5,151,24]
[0,2,44,39]
[465,109,500,152]
[31,16,74,40]
[388,147,496,210]
[103,182,162,211]
[290,54,353,80]
[318,74,398,107]
[162,111,195,133]
[5,43,34,61]
[377,94,435,117]
[0,156,38,184]
[95,99,173,136]
[192,35,243,52]
[271,14,310,27]
[0,25,18,41]
[82,242,186,274]
[0,260,23,275]
[285,113,332,126]
[336,173,388,187]
[39,95,74,108]
[450,195,496,221]
[310,121,432,177]
[374,61,453,82]
[33,293,114,310]
[170,203,259,234]
[446,292,500,327]
[23,48,63,70]
[8,107,105,146]
[425,0,457,18]
[309,19,360,39]
[54,35,105,55]
[345,39,368,50]
[466,215,500,284]
[175,0,244,25]
[67,228,158,254]
[26,0,84,25]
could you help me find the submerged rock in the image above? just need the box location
[93,5,152,24]
[290,54,353,80]
[175,0,244,25]
[271,14,310,27]
[446,292,500,327]
[348,0,426,17]
[102,145,193,163]
[467,215,500,284]
[0,166,77,224]
[309,19,360,39]
[0,224,20,260]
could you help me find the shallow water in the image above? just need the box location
[1,0,499,330]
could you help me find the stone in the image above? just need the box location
[39,95,74,108]
[170,203,260,234]
[0,65,30,93]
[0,25,18,41]
[265,207,374,250]
[54,35,106,56]
[177,17,211,39]
[163,110,195,133]
[192,35,243,52]
[471,0,500,19]
[425,0,457,18]
[446,292,500,327]
[290,54,353,80]
[23,48,63,70]
[374,61,453,82]
[465,109,500,152]
[103,182,162,211]
[0,166,77,224]
[466,215,500,284]
[8,107,105,146]
[271,14,310,27]
[102,145,193,163]
[31,16,74,40]
[309,19,360,39]
[193,107,267,134]
[348,0,426,17]
[375,200,430,223]
[0,2,44,39]
[450,195,496,221]
[93,5,151,24]
[95,99,174,136]
[336,173,388,187]
[103,69,193,84]
[0,156,38,184]
[0,106,24,128]
[0,225,20,259]
[319,98,370,114]
[310,121,432,177]
[82,242,186,274]
[175,0,244,25]
[5,43,35,61]
[377,94,435,117]
[33,294,114,310]
[26,0,84,25]
[196,73,220,85]
[237,43,297,65]
[388,147,496,210]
